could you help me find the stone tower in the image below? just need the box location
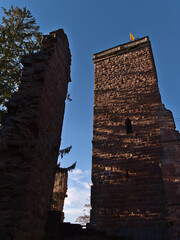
[91,37,180,240]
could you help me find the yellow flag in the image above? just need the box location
[130,32,135,41]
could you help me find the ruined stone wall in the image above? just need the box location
[0,29,71,240]
[51,171,68,221]
[158,105,180,240]
[91,37,170,238]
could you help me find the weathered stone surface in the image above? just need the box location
[158,105,180,240]
[91,37,180,239]
[51,171,68,222]
[0,29,71,240]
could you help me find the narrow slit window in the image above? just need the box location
[125,118,132,134]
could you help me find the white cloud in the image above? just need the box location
[63,168,91,223]
[65,208,82,215]
[65,186,89,206]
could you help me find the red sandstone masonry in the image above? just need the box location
[90,37,180,239]
[158,105,180,240]
[0,29,71,240]
[51,171,68,222]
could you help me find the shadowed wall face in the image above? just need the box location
[158,105,180,240]
[0,29,71,240]
[91,37,170,238]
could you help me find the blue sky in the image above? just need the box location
[1,0,180,222]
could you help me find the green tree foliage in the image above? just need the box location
[57,146,77,173]
[0,5,42,120]
[56,161,77,173]
[59,145,72,159]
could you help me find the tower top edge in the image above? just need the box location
[93,36,149,62]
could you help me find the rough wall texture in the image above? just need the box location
[91,37,180,240]
[0,29,71,240]
[158,105,180,240]
[51,171,68,222]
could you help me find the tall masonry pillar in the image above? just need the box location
[91,37,180,240]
